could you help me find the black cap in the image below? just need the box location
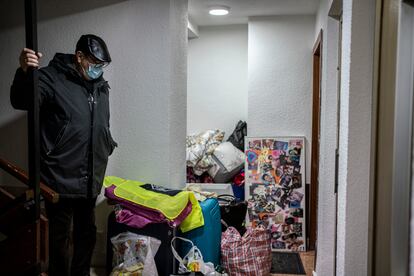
[76,34,111,63]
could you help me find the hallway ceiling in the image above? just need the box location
[189,0,320,26]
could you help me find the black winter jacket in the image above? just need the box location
[10,53,117,198]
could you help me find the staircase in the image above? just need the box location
[0,157,58,275]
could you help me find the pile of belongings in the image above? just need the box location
[186,121,247,184]
[186,129,224,176]
[104,176,204,233]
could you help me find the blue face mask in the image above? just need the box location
[86,64,103,80]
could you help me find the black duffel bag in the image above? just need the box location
[218,194,247,236]
[227,120,247,152]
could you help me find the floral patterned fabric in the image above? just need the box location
[186,130,225,175]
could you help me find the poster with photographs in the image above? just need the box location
[245,137,306,252]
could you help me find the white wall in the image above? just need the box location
[313,0,339,275]
[248,15,315,183]
[187,25,248,139]
[336,0,375,274]
[0,0,188,267]
[393,2,414,275]
[314,0,334,41]
[169,0,188,189]
[406,3,414,274]
[0,1,30,188]
[0,0,187,186]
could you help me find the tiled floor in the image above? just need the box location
[272,250,315,276]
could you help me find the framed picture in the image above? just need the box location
[245,137,306,252]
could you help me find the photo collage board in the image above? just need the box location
[245,137,306,252]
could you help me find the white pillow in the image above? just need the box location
[208,142,245,183]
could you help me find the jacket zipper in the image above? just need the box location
[87,90,95,198]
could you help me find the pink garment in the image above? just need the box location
[105,185,193,228]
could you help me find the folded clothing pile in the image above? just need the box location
[104,176,204,233]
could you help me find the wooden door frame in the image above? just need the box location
[309,30,323,252]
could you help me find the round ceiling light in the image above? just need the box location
[209,6,230,16]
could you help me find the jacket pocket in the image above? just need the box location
[104,127,118,156]
[48,120,70,155]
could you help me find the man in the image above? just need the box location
[10,34,117,276]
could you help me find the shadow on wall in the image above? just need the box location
[0,0,127,31]
[93,196,115,267]
[0,114,28,187]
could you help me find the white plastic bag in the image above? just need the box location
[110,231,161,276]
[171,236,215,275]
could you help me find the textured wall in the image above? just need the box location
[395,3,414,274]
[336,0,375,274]
[0,0,188,267]
[406,3,414,274]
[169,0,188,189]
[0,0,187,187]
[313,0,339,275]
[0,1,29,188]
[187,25,248,139]
[248,15,315,183]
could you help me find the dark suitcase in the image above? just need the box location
[106,211,177,276]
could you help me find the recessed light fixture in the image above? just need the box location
[209,5,230,16]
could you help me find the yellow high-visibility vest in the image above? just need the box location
[104,176,204,232]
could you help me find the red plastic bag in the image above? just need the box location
[221,226,272,276]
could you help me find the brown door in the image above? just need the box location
[309,30,322,252]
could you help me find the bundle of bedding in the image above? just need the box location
[186,121,247,184]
